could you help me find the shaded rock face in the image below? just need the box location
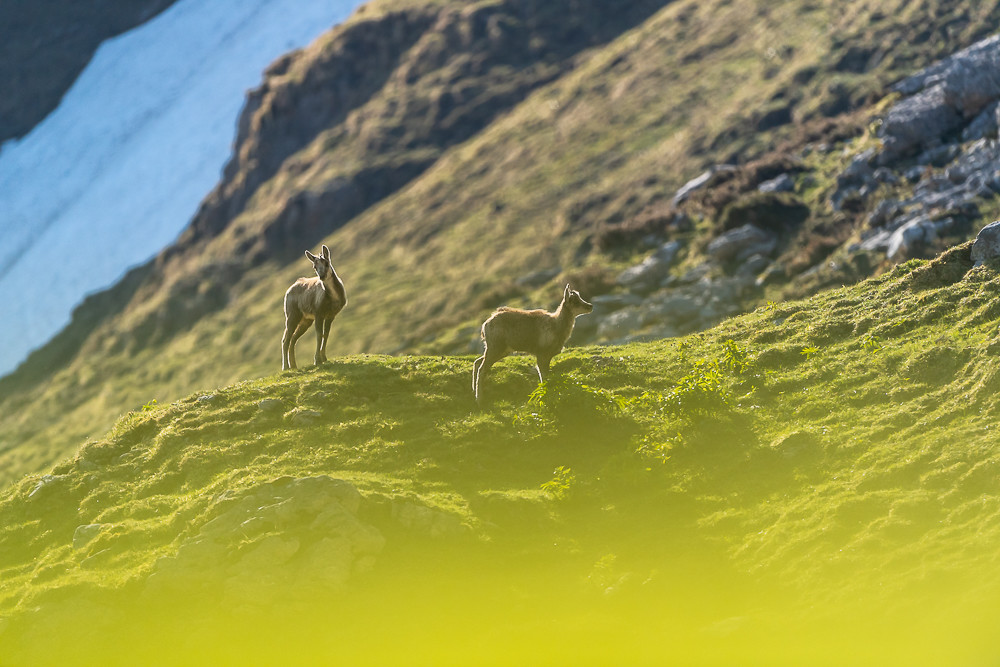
[145,476,384,609]
[824,34,1000,265]
[880,35,1000,161]
[185,0,670,256]
[706,224,777,264]
[616,241,682,293]
[971,220,1000,265]
[0,0,179,144]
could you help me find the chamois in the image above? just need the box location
[473,284,593,400]
[281,245,347,370]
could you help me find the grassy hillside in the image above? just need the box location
[4,245,1000,664]
[4,0,1000,490]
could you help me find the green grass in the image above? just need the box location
[4,245,1000,664]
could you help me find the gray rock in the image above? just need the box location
[589,293,643,314]
[678,262,714,284]
[963,100,1000,141]
[736,253,772,277]
[28,474,69,500]
[757,173,794,193]
[233,536,301,574]
[872,167,899,185]
[392,502,467,538]
[972,220,1000,265]
[73,524,107,550]
[904,165,927,183]
[916,143,961,167]
[706,224,777,264]
[290,409,322,426]
[702,278,748,305]
[672,165,736,205]
[616,241,682,292]
[840,149,877,183]
[258,398,284,413]
[886,216,953,262]
[146,476,383,604]
[642,294,700,324]
[197,394,216,403]
[867,199,902,228]
[882,35,1000,160]
[597,307,644,339]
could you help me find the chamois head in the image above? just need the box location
[562,284,593,317]
[305,245,335,281]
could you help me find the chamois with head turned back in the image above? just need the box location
[473,284,593,400]
[282,245,347,370]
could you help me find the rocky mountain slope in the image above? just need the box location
[3,245,1000,664]
[0,0,178,144]
[3,0,1000,487]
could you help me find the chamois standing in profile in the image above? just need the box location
[473,284,593,400]
[281,245,347,370]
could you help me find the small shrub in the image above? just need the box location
[861,334,882,353]
[720,340,753,375]
[663,359,729,413]
[541,466,575,499]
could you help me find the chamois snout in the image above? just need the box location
[566,289,592,316]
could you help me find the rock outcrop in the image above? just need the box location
[145,476,384,608]
[0,0,179,144]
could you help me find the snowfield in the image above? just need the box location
[0,0,358,376]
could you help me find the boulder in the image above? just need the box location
[145,476,384,604]
[589,293,643,314]
[642,294,700,324]
[757,173,794,193]
[616,241,682,292]
[289,408,322,426]
[971,220,1000,265]
[736,253,772,277]
[672,165,736,205]
[597,307,644,339]
[963,100,1000,141]
[706,224,777,264]
[886,216,954,262]
[392,501,467,537]
[73,524,108,551]
[258,398,284,413]
[28,474,70,500]
[881,35,1000,161]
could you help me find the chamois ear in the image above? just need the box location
[564,283,571,299]
[305,250,318,262]
[321,245,331,260]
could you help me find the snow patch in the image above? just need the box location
[0,0,359,375]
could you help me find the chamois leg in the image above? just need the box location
[474,346,507,401]
[536,355,552,384]
[314,317,326,365]
[287,318,313,370]
[473,354,486,395]
[282,312,303,371]
[318,316,335,364]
